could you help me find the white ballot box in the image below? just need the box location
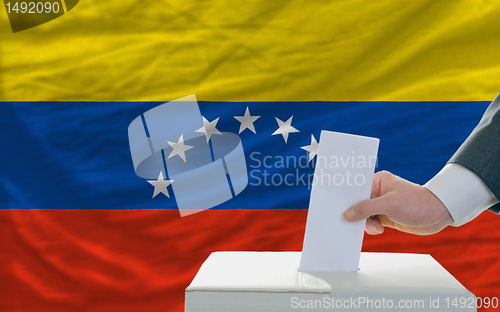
[185,252,476,312]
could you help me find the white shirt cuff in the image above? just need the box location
[424,163,499,226]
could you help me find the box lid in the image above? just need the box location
[186,252,470,294]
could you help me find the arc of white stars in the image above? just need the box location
[148,172,174,198]
[195,116,222,142]
[167,134,193,162]
[234,107,260,134]
[272,116,299,143]
[301,134,319,162]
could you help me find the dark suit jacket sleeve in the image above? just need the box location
[449,94,500,214]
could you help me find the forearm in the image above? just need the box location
[448,95,500,214]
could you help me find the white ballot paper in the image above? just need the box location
[299,130,379,272]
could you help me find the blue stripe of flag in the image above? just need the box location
[0,101,489,210]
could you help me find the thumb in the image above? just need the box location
[344,196,393,222]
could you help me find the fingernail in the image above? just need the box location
[368,224,379,233]
[346,208,356,221]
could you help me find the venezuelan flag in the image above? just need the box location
[1,1,500,311]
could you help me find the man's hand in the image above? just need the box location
[344,171,454,235]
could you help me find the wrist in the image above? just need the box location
[424,164,497,226]
[422,186,453,233]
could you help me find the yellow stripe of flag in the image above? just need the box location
[1,0,500,101]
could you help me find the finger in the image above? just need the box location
[377,215,396,229]
[370,172,383,199]
[365,216,384,235]
[344,195,395,222]
[370,171,392,199]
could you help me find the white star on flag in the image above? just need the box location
[167,134,193,162]
[195,116,222,142]
[272,116,299,143]
[234,107,260,134]
[148,172,174,198]
[301,134,319,162]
